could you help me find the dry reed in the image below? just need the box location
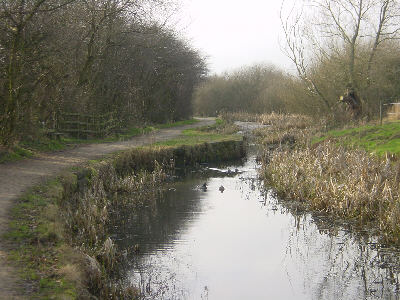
[221,111,313,129]
[240,112,400,244]
[262,138,400,244]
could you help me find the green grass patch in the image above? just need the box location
[313,121,400,155]
[4,179,78,298]
[20,138,65,152]
[197,118,224,131]
[155,118,199,129]
[59,118,199,147]
[0,146,34,164]
[153,128,241,147]
[215,118,224,126]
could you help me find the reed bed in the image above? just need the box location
[258,114,400,244]
[254,126,316,148]
[221,111,313,129]
[221,111,317,148]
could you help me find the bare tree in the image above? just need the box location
[0,0,76,145]
[367,0,400,82]
[280,1,332,111]
[0,0,206,146]
[280,0,400,118]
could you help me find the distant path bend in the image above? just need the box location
[0,117,215,299]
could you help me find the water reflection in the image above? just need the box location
[282,214,400,299]
[110,154,400,300]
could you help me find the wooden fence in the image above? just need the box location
[56,112,119,139]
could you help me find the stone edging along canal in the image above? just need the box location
[1,122,245,298]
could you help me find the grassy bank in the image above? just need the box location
[244,112,400,245]
[4,125,244,298]
[313,121,400,156]
[0,119,199,164]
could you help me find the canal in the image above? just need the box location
[110,134,400,300]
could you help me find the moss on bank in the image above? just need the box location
[4,135,245,298]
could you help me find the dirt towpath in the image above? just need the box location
[0,118,215,299]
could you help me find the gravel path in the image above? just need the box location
[0,118,215,299]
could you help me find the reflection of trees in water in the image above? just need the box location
[111,173,236,300]
[108,178,207,300]
[109,178,205,254]
[130,257,181,300]
[108,160,250,299]
[127,254,210,300]
[109,158,247,255]
[279,201,400,300]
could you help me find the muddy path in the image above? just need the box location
[0,118,215,299]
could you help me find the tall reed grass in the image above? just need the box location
[256,112,400,244]
[220,111,313,129]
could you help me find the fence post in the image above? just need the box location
[380,100,383,126]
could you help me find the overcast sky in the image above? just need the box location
[176,0,293,74]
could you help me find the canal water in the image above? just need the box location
[111,139,400,300]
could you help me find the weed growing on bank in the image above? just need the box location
[220,112,316,148]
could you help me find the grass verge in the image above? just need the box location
[4,178,80,298]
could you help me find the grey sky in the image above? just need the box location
[177,0,293,74]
